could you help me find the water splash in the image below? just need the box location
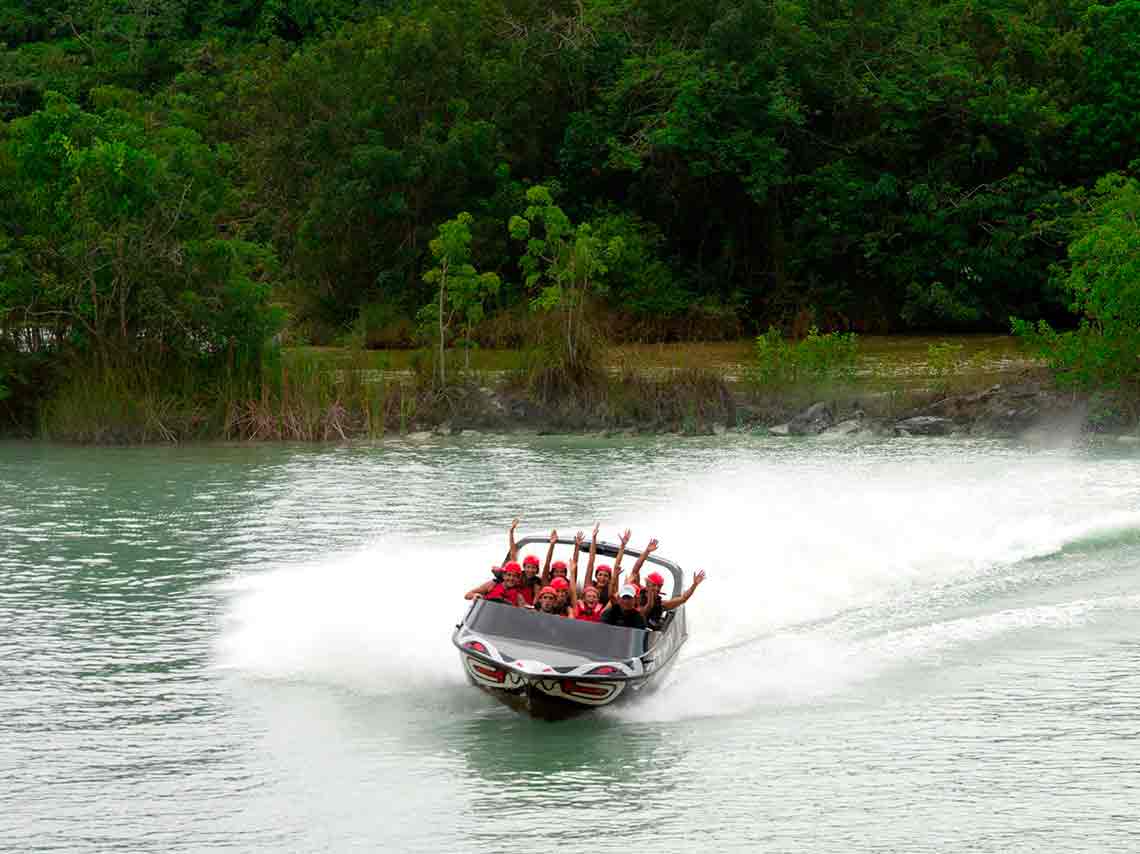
[214,442,1140,718]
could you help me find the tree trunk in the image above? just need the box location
[566,302,574,368]
[438,263,446,388]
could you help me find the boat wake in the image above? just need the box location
[214,446,1140,722]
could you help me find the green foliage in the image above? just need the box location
[586,212,690,318]
[0,91,281,428]
[1012,172,1140,390]
[752,326,859,390]
[7,92,278,361]
[510,185,622,374]
[1071,2,1140,170]
[350,300,414,349]
[420,211,500,384]
[927,342,965,391]
[8,0,1140,434]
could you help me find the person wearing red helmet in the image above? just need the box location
[549,576,572,616]
[573,585,604,622]
[640,569,707,628]
[520,553,542,605]
[480,561,528,607]
[534,585,562,615]
[500,519,543,604]
[584,525,631,608]
[464,564,504,601]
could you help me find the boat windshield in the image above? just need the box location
[466,600,648,661]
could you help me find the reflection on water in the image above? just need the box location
[447,715,687,851]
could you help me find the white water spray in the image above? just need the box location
[215,441,1140,718]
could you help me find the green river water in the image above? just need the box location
[2,435,1139,852]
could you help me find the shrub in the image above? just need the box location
[352,301,415,349]
[752,326,859,390]
[1012,172,1140,393]
[927,342,965,391]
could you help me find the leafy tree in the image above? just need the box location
[420,212,500,384]
[6,0,1140,395]
[1014,172,1140,389]
[1071,2,1140,171]
[0,92,281,377]
[230,10,504,334]
[509,185,622,371]
[586,211,689,319]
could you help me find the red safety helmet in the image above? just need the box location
[522,555,540,567]
[595,564,613,576]
[539,586,557,598]
[646,571,665,586]
[550,576,570,591]
[502,561,522,575]
[551,560,567,572]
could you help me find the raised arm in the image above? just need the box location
[465,579,495,600]
[541,528,557,584]
[612,528,632,576]
[508,517,520,562]
[662,570,706,610]
[626,538,658,587]
[583,522,600,588]
[568,530,583,607]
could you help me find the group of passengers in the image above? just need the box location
[464,519,706,630]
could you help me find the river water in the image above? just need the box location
[3,435,1139,852]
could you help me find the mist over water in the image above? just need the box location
[4,436,1140,852]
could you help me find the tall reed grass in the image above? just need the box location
[40,350,422,442]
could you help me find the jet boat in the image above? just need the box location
[452,536,688,719]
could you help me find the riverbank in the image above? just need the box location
[388,368,1112,441]
[13,335,1139,443]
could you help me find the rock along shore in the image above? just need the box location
[415,373,1135,442]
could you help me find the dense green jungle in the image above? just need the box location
[1,0,1138,439]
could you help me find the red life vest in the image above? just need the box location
[519,584,536,606]
[574,601,604,622]
[486,583,526,606]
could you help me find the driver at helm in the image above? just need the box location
[601,583,648,629]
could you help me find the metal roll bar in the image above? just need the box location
[509,535,684,594]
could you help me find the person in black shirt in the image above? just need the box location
[640,569,706,628]
[601,584,648,629]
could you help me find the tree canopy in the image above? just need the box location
[2,0,1138,421]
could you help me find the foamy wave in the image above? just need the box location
[213,443,1140,715]
[616,592,1140,722]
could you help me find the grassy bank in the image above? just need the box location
[21,335,1066,443]
[288,334,1033,385]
